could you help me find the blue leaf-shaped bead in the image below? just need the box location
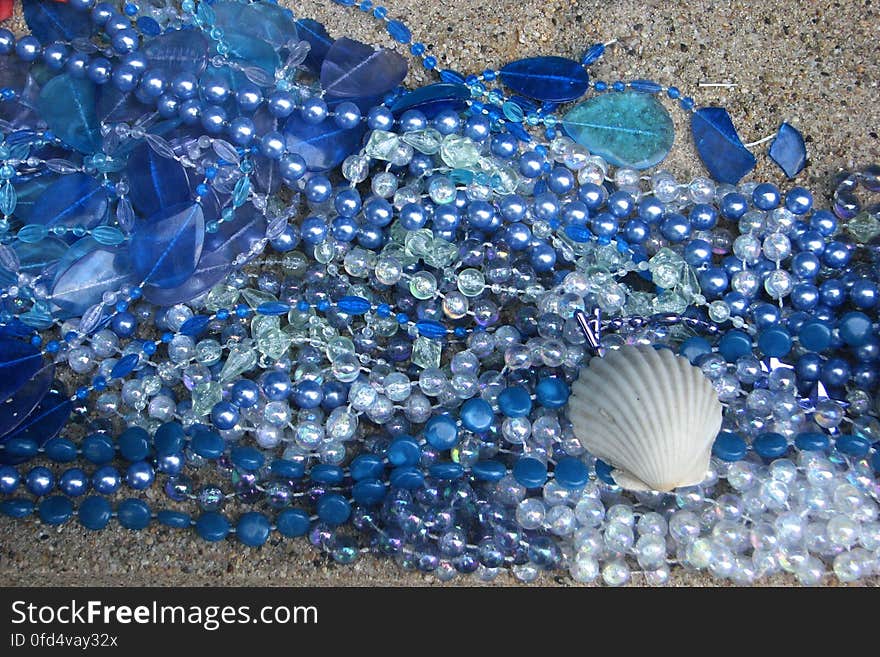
[179,315,212,336]
[769,122,807,179]
[97,86,151,125]
[28,173,108,229]
[212,0,297,48]
[321,37,407,102]
[126,142,190,217]
[141,28,210,76]
[0,339,43,405]
[130,202,205,289]
[337,296,371,315]
[499,56,589,102]
[51,241,135,316]
[284,113,366,172]
[0,391,72,456]
[37,74,101,154]
[0,362,52,439]
[416,320,447,339]
[390,83,470,118]
[562,91,674,169]
[295,18,333,74]
[691,107,757,184]
[22,0,92,45]
[256,302,291,316]
[111,354,140,380]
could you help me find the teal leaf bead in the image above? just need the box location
[37,74,101,154]
[0,181,17,216]
[499,56,590,102]
[141,28,210,76]
[16,224,47,244]
[212,0,298,49]
[91,226,125,246]
[130,203,205,289]
[690,107,756,184]
[562,91,674,170]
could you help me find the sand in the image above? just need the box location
[0,0,878,587]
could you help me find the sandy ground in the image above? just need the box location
[0,0,878,587]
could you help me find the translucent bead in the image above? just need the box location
[731,270,760,297]
[732,234,762,264]
[516,498,546,530]
[669,510,701,544]
[635,534,667,569]
[574,497,605,527]
[650,170,679,202]
[832,550,863,582]
[569,554,600,583]
[457,268,486,297]
[827,514,859,548]
[795,556,825,585]
[427,176,456,204]
[764,269,793,299]
[371,171,399,198]
[67,346,95,374]
[409,271,437,299]
[685,537,713,569]
[341,154,370,183]
[374,256,403,285]
[688,177,716,204]
[545,505,576,536]
[601,559,630,586]
[512,563,540,582]
[762,233,791,262]
[708,300,731,323]
[644,564,670,586]
[604,521,634,553]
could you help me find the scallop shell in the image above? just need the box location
[568,345,722,492]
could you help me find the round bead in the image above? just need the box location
[713,431,747,461]
[196,511,230,541]
[237,512,271,547]
[460,398,494,433]
[78,496,112,530]
[513,457,548,488]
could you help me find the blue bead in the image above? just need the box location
[195,511,230,541]
[785,186,813,214]
[0,466,19,494]
[118,426,150,462]
[92,466,121,495]
[390,466,425,489]
[2,498,34,518]
[388,437,421,467]
[768,122,807,178]
[679,337,713,364]
[26,466,54,495]
[535,377,569,408]
[430,462,464,480]
[350,454,385,481]
[237,512,271,547]
[752,183,780,210]
[154,422,185,456]
[311,464,344,485]
[718,330,752,362]
[4,437,38,460]
[691,107,756,184]
[158,510,191,529]
[836,434,871,458]
[78,496,112,530]
[713,431,747,461]
[799,319,832,352]
[39,496,73,525]
[753,432,788,460]
[513,457,548,488]
[317,493,351,525]
[757,327,792,358]
[554,457,589,489]
[191,429,224,459]
[230,446,265,472]
[424,415,459,450]
[125,461,154,490]
[59,468,89,497]
[838,311,873,346]
[472,460,507,482]
[460,398,494,433]
[499,56,589,102]
[416,319,447,339]
[352,479,386,505]
[498,386,532,418]
[277,509,310,537]
[794,432,829,452]
[270,459,305,480]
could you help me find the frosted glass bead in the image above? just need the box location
[762,233,791,262]
[726,461,757,491]
[685,537,713,569]
[604,521,634,553]
[512,563,540,582]
[813,399,844,429]
[688,177,716,204]
[650,170,679,202]
[409,271,437,299]
[752,549,781,577]
[516,497,545,530]
[255,425,282,448]
[545,505,576,536]
[764,269,793,299]
[644,564,670,586]
[827,514,859,548]
[859,522,880,551]
[169,335,196,362]
[67,346,96,374]
[832,551,862,582]
[294,421,323,449]
[669,510,701,544]
[606,504,635,527]
[574,497,605,527]
[613,167,640,190]
[374,256,403,285]
[731,270,760,297]
[457,268,485,297]
[601,559,630,586]
[635,535,667,569]
[371,171,398,197]
[707,541,735,578]
[729,555,757,585]
[636,512,668,536]
[570,554,600,583]
[427,176,456,204]
[732,234,762,263]
[573,527,603,555]
[795,556,825,585]
[769,459,798,484]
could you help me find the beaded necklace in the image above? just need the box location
[0,0,878,586]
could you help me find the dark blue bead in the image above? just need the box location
[554,457,589,489]
[190,429,224,459]
[460,398,493,432]
[4,437,38,460]
[752,183,781,210]
[230,446,265,472]
[38,496,73,525]
[430,462,464,480]
[719,330,752,362]
[594,459,616,485]
[158,510,191,529]
[59,468,88,497]
[679,336,713,364]
[424,415,459,450]
[472,460,507,482]
[720,192,748,219]
[118,426,150,462]
[390,466,425,489]
[799,319,832,352]
[26,466,54,495]
[768,122,807,178]
[92,466,121,495]
[350,454,385,481]
[317,493,351,525]
[311,464,344,485]
[836,434,871,458]
[125,461,154,490]
[713,431,747,461]
[498,386,532,417]
[691,107,756,184]
[387,437,421,467]
[1,498,34,518]
[237,512,271,547]
[499,56,589,102]
[195,511,230,541]
[154,422,185,456]
[276,509,310,537]
[0,466,19,494]
[838,311,872,346]
[352,479,386,505]
[117,498,151,530]
[513,457,548,488]
[794,432,829,452]
[757,327,792,358]
[753,432,788,459]
[535,377,569,408]
[820,357,851,387]
[43,437,78,463]
[78,496,112,530]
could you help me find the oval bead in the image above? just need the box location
[117,499,151,530]
[78,496,112,530]
[195,511,230,541]
[276,508,310,537]
[236,512,271,547]
[499,56,589,102]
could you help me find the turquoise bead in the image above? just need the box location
[513,457,548,488]
[562,91,674,169]
[352,479,386,505]
[535,377,569,408]
[44,437,78,463]
[498,386,532,418]
[719,330,752,362]
[1,498,34,518]
[758,327,792,358]
[118,426,151,462]
[191,429,224,459]
[350,454,384,480]
[753,432,788,459]
[230,445,265,471]
[310,464,344,484]
[460,398,493,433]
[472,460,507,482]
[157,510,191,528]
[154,422,185,456]
[81,434,115,464]
[795,432,829,451]
[836,434,870,458]
[388,437,421,466]
[317,493,351,525]
[424,415,458,449]
[236,512,271,547]
[713,431,747,461]
[553,457,589,489]
[679,336,713,364]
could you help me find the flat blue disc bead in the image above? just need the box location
[237,512,271,547]
[388,437,421,466]
[554,457,589,489]
[118,426,151,462]
[498,386,532,417]
[352,479,386,505]
[535,377,569,408]
[758,327,792,358]
[713,431,747,461]
[424,415,459,449]
[799,320,832,352]
[276,509,310,537]
[317,493,351,525]
[472,460,507,482]
[513,457,548,488]
[310,464,344,484]
[390,466,425,489]
[753,432,788,459]
[117,499,151,530]
[196,511,230,541]
[38,496,73,525]
[1,498,34,518]
[230,445,265,471]
[78,496,112,530]
[795,432,830,451]
[270,459,305,479]
[350,454,385,480]
[429,462,464,480]
[190,429,224,459]
[679,336,713,364]
[44,438,78,463]
[836,434,871,458]
[719,330,753,362]
[154,422,185,455]
[460,398,494,432]
[157,510,191,528]
[81,434,116,464]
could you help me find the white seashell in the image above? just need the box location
[568,345,722,492]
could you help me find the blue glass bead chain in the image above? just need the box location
[0,0,877,586]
